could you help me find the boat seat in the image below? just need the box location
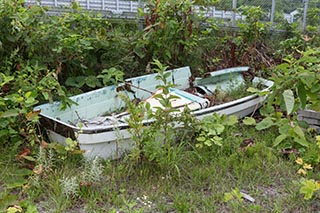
[144,88,210,112]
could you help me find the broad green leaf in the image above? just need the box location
[310,83,320,93]
[22,155,36,162]
[274,111,284,119]
[297,120,309,129]
[7,206,22,213]
[25,91,32,98]
[196,136,206,142]
[225,115,238,126]
[133,46,145,59]
[282,89,295,115]
[165,50,171,60]
[223,192,234,202]
[223,188,243,202]
[65,76,86,88]
[299,179,320,200]
[0,73,14,86]
[294,137,309,147]
[247,87,260,93]
[279,122,291,135]
[167,94,180,100]
[137,8,144,17]
[204,139,212,146]
[259,104,274,116]
[65,77,77,87]
[255,117,274,130]
[243,117,256,125]
[208,129,217,135]
[14,168,33,176]
[298,56,320,64]
[0,109,19,118]
[276,62,290,71]
[258,90,269,96]
[153,94,163,99]
[213,124,225,135]
[212,136,223,146]
[6,178,27,189]
[273,134,287,147]
[297,82,307,109]
[299,72,315,88]
[195,143,203,148]
[293,125,305,139]
[163,72,171,79]
[42,92,49,100]
[25,97,37,105]
[162,87,169,95]
[0,129,9,137]
[25,204,38,213]
[145,102,151,111]
[85,76,98,88]
[159,99,167,107]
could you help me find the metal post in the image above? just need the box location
[54,0,57,7]
[102,0,105,10]
[87,0,90,10]
[116,0,119,11]
[302,0,309,31]
[232,0,237,27]
[270,0,276,23]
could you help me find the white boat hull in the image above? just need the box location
[46,94,267,159]
[36,66,273,159]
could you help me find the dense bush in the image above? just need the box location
[0,0,319,165]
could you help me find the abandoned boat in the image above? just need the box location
[35,66,273,159]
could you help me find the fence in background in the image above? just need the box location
[25,0,139,13]
[25,0,245,21]
[25,0,319,31]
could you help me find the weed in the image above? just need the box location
[59,176,79,199]
[297,178,320,200]
[1,122,318,212]
[196,114,238,149]
[121,60,197,175]
[81,157,104,184]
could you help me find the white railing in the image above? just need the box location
[25,0,245,21]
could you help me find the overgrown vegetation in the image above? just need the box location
[0,0,319,212]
